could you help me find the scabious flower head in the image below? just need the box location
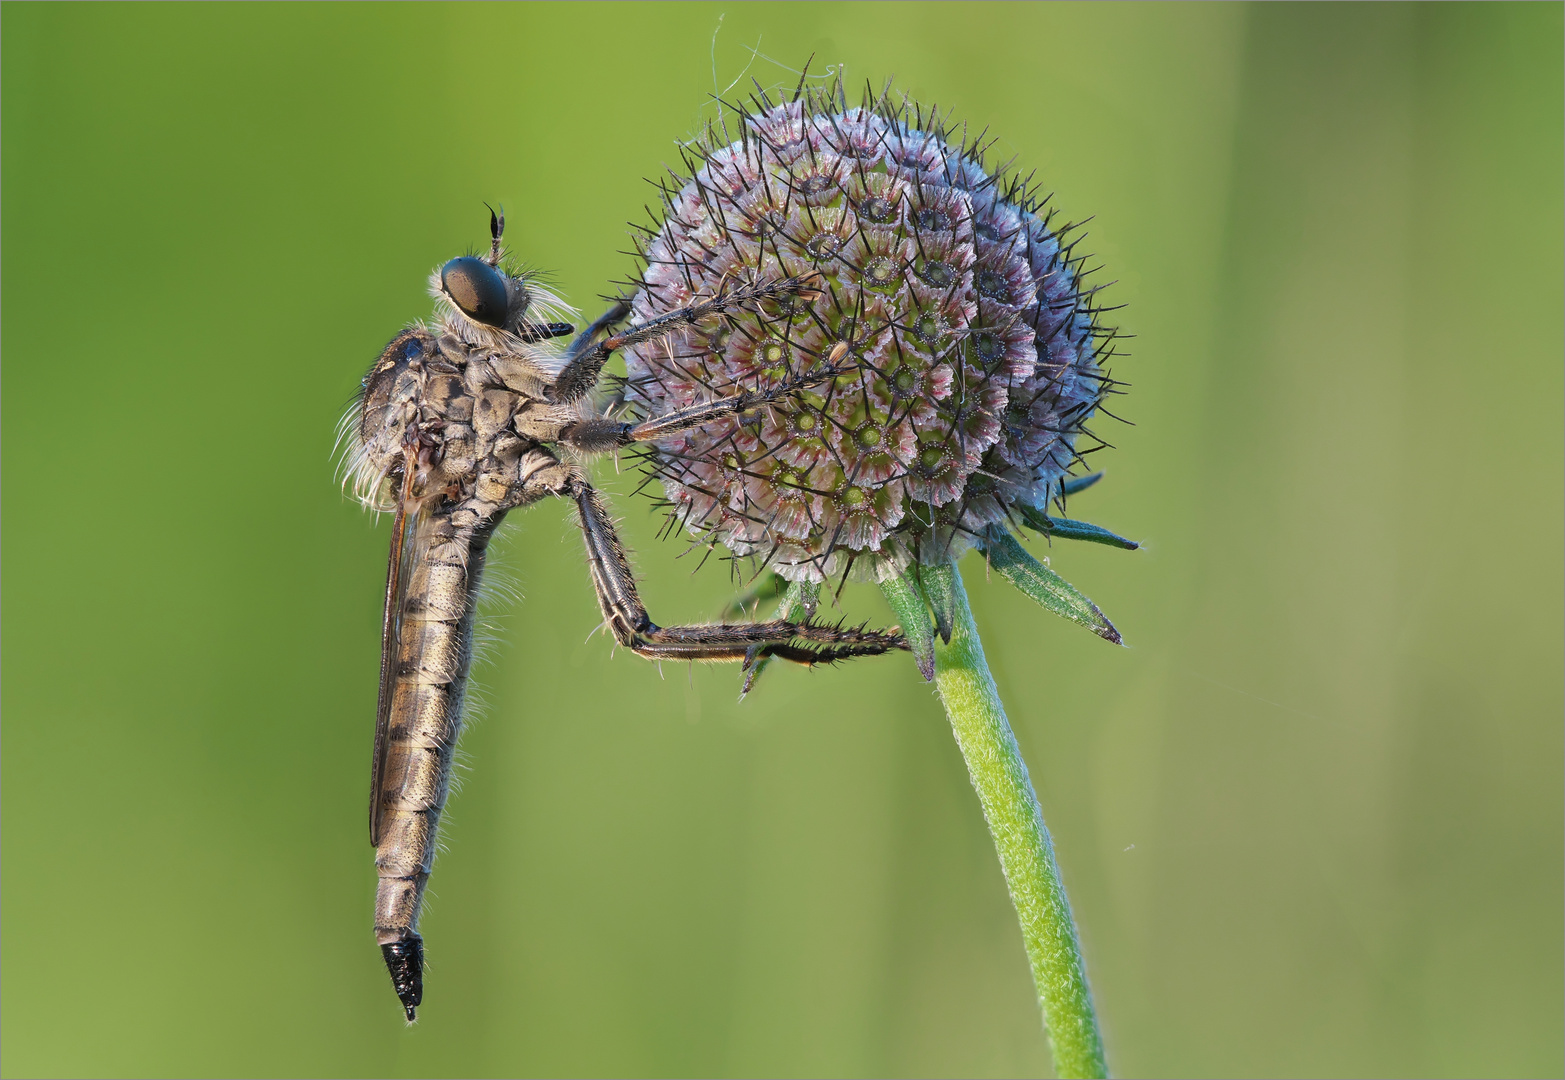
[624,80,1118,584]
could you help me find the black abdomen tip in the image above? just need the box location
[381,935,423,1021]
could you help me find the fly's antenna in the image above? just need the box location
[485,204,505,266]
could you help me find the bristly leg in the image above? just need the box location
[567,475,905,666]
[559,355,850,456]
[548,275,822,405]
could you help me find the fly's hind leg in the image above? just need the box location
[565,476,906,670]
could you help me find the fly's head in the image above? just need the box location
[428,208,573,353]
[340,210,579,514]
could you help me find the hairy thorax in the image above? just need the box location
[354,322,580,529]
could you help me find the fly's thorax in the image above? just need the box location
[352,251,581,512]
[352,325,581,518]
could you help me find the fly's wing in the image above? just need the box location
[370,466,418,846]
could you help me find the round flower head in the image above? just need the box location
[624,81,1119,584]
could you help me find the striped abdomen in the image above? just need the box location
[374,511,491,959]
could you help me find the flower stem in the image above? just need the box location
[925,561,1107,1078]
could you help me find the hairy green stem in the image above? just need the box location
[925,561,1107,1078]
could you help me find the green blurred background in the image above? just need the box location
[3,3,1560,1076]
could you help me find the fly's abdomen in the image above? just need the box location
[374,513,489,950]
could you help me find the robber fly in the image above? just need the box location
[342,212,905,1021]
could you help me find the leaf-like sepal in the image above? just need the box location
[1060,471,1105,497]
[1017,505,1140,550]
[983,529,1125,645]
[920,562,958,645]
[878,570,936,681]
[721,572,787,619]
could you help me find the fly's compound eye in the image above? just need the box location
[440,256,509,327]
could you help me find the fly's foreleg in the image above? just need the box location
[548,275,824,405]
[566,476,906,667]
[557,342,852,456]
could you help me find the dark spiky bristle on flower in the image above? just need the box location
[623,77,1122,586]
